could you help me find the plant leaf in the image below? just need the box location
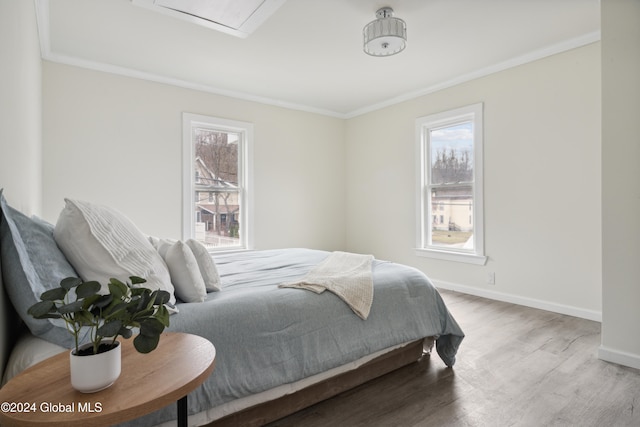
[136,294,149,312]
[74,310,95,326]
[82,294,101,309]
[129,276,147,285]
[60,277,82,290]
[133,334,160,354]
[130,287,146,297]
[58,300,84,314]
[36,313,63,319]
[27,300,55,318]
[109,277,126,287]
[154,290,171,305]
[118,327,133,339]
[97,320,122,337]
[76,281,101,298]
[132,308,153,320]
[40,287,67,302]
[108,279,129,300]
[93,294,114,310]
[139,318,165,337]
[103,302,128,320]
[155,305,170,327]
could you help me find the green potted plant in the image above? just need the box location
[28,276,171,393]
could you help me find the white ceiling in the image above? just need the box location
[36,0,600,118]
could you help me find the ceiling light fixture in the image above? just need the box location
[363,7,407,57]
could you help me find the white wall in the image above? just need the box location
[346,43,602,319]
[42,62,346,251]
[0,0,42,214]
[0,0,42,377]
[600,0,640,369]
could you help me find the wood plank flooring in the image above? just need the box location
[267,290,640,426]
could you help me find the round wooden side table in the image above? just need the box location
[0,332,216,427]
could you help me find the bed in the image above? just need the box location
[0,192,464,427]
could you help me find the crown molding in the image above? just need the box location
[344,30,601,119]
[34,0,600,120]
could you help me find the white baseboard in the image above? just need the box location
[432,279,602,322]
[598,346,640,370]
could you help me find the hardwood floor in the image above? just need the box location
[267,290,640,426]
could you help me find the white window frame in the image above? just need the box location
[415,103,487,265]
[182,113,254,251]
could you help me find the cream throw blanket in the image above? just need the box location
[279,251,374,320]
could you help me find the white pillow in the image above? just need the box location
[53,199,176,305]
[2,334,66,386]
[163,240,207,303]
[149,236,176,257]
[148,235,164,251]
[186,239,221,292]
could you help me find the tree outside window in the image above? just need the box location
[183,113,253,251]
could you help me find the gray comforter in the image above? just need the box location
[121,248,464,426]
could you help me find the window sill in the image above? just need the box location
[415,248,487,265]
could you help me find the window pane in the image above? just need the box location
[193,128,241,249]
[428,121,474,250]
[430,185,474,249]
[430,122,473,185]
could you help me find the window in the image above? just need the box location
[183,113,253,251]
[415,103,486,265]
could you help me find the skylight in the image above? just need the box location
[131,0,286,38]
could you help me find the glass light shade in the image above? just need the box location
[363,8,407,57]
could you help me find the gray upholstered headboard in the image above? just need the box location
[0,268,21,384]
[0,273,10,379]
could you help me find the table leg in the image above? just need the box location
[177,395,188,427]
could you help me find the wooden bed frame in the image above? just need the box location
[208,338,429,427]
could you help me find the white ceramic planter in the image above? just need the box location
[70,340,121,393]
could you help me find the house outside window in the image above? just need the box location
[415,103,487,265]
[183,113,253,251]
